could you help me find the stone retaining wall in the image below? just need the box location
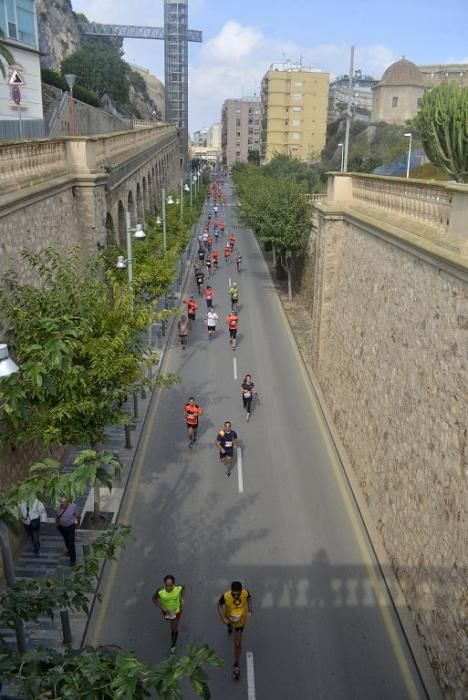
[308,189,468,698]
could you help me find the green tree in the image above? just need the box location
[0,249,153,448]
[61,39,131,104]
[414,82,468,182]
[0,33,14,79]
[233,167,310,299]
[0,643,222,699]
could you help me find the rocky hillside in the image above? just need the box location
[36,0,80,71]
[131,66,165,121]
[36,0,165,121]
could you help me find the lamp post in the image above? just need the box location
[0,344,26,652]
[404,132,413,179]
[162,188,171,253]
[64,73,77,136]
[184,182,191,208]
[179,178,184,222]
[116,213,145,312]
[338,142,344,173]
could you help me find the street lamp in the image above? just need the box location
[115,214,145,311]
[64,73,77,136]
[0,344,19,378]
[404,133,413,179]
[338,143,344,173]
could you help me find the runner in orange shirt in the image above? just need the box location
[183,296,198,321]
[204,285,214,309]
[225,311,239,349]
[184,397,203,448]
[228,234,236,251]
[224,245,231,265]
[212,250,219,270]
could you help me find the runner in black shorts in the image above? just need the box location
[216,421,238,477]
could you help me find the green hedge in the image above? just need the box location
[41,68,100,108]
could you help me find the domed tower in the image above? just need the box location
[371,58,426,124]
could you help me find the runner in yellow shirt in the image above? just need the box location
[152,574,185,655]
[217,580,253,680]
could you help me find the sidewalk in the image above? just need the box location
[0,225,202,654]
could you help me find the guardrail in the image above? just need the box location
[0,124,178,195]
[324,173,468,242]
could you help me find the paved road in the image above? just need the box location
[86,183,426,699]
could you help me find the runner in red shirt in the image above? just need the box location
[204,285,214,309]
[228,235,236,251]
[219,221,225,237]
[184,397,203,448]
[212,250,219,270]
[225,311,239,349]
[224,245,231,264]
[183,296,198,321]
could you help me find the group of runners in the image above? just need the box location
[153,575,252,681]
[161,182,257,681]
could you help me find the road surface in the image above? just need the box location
[86,182,426,699]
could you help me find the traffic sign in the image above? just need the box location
[11,84,21,105]
[8,70,25,86]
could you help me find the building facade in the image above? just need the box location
[192,127,208,147]
[328,71,378,121]
[261,62,329,163]
[207,121,221,150]
[221,97,261,168]
[371,58,426,125]
[418,63,468,88]
[0,0,44,139]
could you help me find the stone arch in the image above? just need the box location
[117,200,126,247]
[147,171,154,212]
[136,182,144,223]
[127,190,136,226]
[142,176,148,215]
[105,212,116,245]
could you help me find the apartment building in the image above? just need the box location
[328,71,378,121]
[221,97,261,168]
[261,62,329,163]
[207,122,222,150]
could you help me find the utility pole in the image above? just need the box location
[343,46,355,173]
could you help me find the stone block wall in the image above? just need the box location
[308,210,467,698]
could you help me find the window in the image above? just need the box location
[392,96,399,108]
[292,132,300,140]
[294,81,303,87]
[248,138,253,144]
[5,0,36,46]
[293,93,302,101]
[236,118,241,127]
[292,119,300,127]
[292,106,301,112]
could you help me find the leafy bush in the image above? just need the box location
[61,39,131,104]
[73,84,100,107]
[41,67,100,108]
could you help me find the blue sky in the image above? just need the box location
[74,0,468,132]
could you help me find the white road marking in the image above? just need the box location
[228,277,231,287]
[246,651,256,699]
[237,447,244,493]
[233,356,238,380]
